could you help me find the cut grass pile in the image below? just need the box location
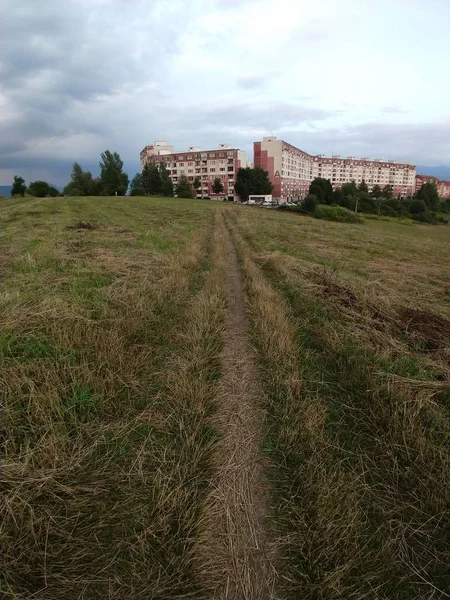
[227,205,450,598]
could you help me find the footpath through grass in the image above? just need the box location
[2,196,449,599]
[1,195,225,599]
[229,206,450,599]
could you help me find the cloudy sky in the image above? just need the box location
[2,0,449,186]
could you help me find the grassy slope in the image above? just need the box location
[230,206,450,598]
[2,197,449,599]
[1,196,226,599]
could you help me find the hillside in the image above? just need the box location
[1,196,449,599]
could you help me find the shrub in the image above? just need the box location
[313,204,364,223]
[68,188,83,197]
[303,193,318,213]
[277,204,307,214]
[409,199,426,214]
[363,214,413,225]
[412,211,448,224]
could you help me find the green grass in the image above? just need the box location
[1,195,225,599]
[227,205,450,599]
[2,195,449,599]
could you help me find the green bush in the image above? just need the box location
[363,214,413,225]
[313,204,364,223]
[277,204,307,214]
[412,211,448,224]
[409,199,426,214]
[303,193,318,213]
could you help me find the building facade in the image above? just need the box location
[254,137,416,202]
[415,174,450,199]
[140,142,248,199]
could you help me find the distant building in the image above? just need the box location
[415,174,450,198]
[140,142,248,200]
[140,141,175,166]
[254,136,416,202]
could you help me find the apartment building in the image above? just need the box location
[415,174,450,198]
[254,137,416,202]
[140,141,174,167]
[140,142,248,199]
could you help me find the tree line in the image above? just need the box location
[303,177,448,223]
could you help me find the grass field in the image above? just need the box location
[1,195,449,599]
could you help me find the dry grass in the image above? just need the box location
[2,196,449,599]
[1,196,226,598]
[195,211,275,599]
[227,206,450,598]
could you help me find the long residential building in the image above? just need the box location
[415,174,450,198]
[254,136,416,202]
[140,142,248,199]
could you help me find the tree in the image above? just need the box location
[27,181,59,197]
[161,177,174,197]
[382,184,393,199]
[148,164,162,195]
[356,191,376,213]
[11,175,26,197]
[409,199,426,214]
[176,174,194,198]
[130,173,145,196]
[341,181,358,197]
[141,163,151,195]
[251,167,273,195]
[212,177,224,195]
[234,167,252,201]
[303,193,318,213]
[370,184,382,198]
[193,176,202,198]
[358,179,369,193]
[416,182,439,211]
[234,167,273,201]
[141,163,162,195]
[309,177,333,204]
[64,162,99,196]
[159,163,173,196]
[99,150,129,195]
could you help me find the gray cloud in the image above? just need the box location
[1,0,448,187]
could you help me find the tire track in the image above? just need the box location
[196,209,275,600]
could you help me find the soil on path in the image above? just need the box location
[197,211,275,599]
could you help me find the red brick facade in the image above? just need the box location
[415,175,450,198]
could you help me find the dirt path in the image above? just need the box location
[196,210,275,599]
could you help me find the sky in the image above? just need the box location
[1,0,449,186]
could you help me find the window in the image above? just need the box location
[209,153,215,158]
[188,169,193,173]
[209,168,216,172]
[178,162,184,167]
[219,167,225,172]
